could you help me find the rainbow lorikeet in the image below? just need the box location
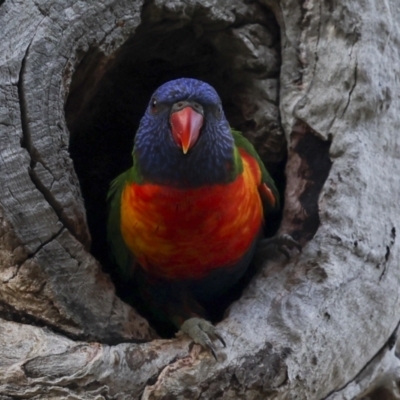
[107,78,299,359]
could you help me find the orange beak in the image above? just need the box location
[170,107,204,154]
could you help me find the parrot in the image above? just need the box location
[107,78,300,359]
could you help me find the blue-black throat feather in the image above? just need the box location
[133,78,237,188]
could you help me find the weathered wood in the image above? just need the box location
[0,317,189,399]
[0,0,152,343]
[1,0,400,398]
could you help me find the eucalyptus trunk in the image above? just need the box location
[0,0,399,399]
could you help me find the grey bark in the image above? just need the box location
[0,0,399,399]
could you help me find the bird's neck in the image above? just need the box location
[134,139,239,188]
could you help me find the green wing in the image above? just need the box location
[231,129,280,211]
[107,167,136,278]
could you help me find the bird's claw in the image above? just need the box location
[257,233,302,259]
[180,317,225,361]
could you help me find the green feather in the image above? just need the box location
[107,161,141,278]
[231,129,280,211]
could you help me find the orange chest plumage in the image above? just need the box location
[120,150,263,280]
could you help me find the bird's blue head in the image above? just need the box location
[134,78,236,187]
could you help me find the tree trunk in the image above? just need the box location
[1,0,400,399]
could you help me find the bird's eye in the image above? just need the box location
[151,98,157,112]
[215,105,223,119]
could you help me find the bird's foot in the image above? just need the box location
[179,317,226,361]
[257,233,302,259]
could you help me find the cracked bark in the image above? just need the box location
[1,0,400,399]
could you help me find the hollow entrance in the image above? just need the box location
[66,2,284,337]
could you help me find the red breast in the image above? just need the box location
[120,149,263,280]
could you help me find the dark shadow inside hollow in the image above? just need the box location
[281,122,333,247]
[66,8,285,337]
